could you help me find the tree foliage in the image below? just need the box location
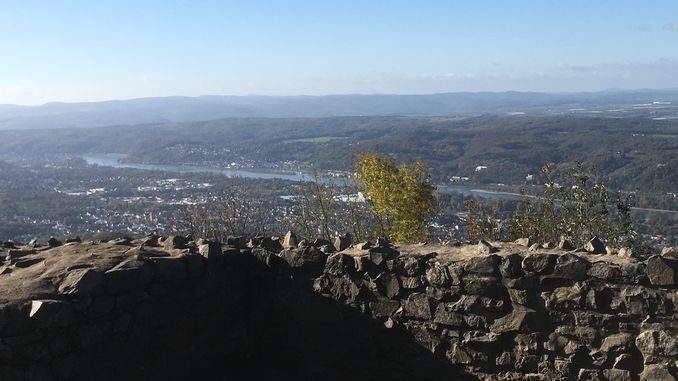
[354,152,436,243]
[470,162,638,247]
[294,172,373,241]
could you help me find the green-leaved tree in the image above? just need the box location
[355,152,436,243]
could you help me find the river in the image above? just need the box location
[81,154,526,201]
[81,154,310,182]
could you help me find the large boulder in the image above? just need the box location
[58,269,105,297]
[522,253,557,274]
[552,253,590,280]
[645,256,678,287]
[464,254,500,275]
[279,246,327,272]
[104,259,154,294]
[587,261,623,283]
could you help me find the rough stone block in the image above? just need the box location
[464,254,500,275]
[105,260,153,294]
[433,303,465,327]
[402,292,432,320]
[58,268,105,297]
[369,299,400,318]
[490,304,538,333]
[522,253,557,274]
[150,256,187,282]
[646,256,678,287]
[29,300,73,328]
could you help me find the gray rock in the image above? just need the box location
[640,363,677,381]
[282,231,298,248]
[425,262,451,287]
[613,354,638,371]
[312,273,362,302]
[369,298,400,317]
[477,239,498,254]
[58,268,104,296]
[333,233,352,252]
[183,253,205,279]
[462,276,503,296]
[433,303,465,327]
[375,272,400,299]
[464,254,500,275]
[646,256,678,287]
[600,333,634,354]
[388,256,424,276]
[88,295,115,318]
[584,236,606,254]
[105,259,154,294]
[149,256,187,282]
[618,247,634,258]
[279,246,327,271]
[401,276,424,289]
[500,253,524,278]
[48,236,62,247]
[490,304,538,333]
[514,238,532,247]
[163,235,188,250]
[587,261,623,282]
[402,293,432,320]
[636,330,678,359]
[29,300,73,328]
[522,253,557,274]
[558,239,575,250]
[661,246,678,258]
[603,369,632,381]
[324,253,355,276]
[552,253,590,280]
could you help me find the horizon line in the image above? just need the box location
[3,87,678,107]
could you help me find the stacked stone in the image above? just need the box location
[313,247,678,380]
[0,236,251,381]
[1,234,677,380]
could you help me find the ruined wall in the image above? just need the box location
[1,237,677,380]
[312,245,678,380]
[0,241,258,381]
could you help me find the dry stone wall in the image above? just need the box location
[312,243,678,380]
[1,236,677,380]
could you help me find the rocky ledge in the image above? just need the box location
[1,234,678,380]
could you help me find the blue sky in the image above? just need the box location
[2,0,678,104]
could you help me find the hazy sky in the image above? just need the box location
[2,0,678,104]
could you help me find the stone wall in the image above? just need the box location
[311,243,678,380]
[1,236,677,380]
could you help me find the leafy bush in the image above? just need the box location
[355,152,437,243]
[469,162,637,247]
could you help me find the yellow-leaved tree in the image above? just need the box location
[355,152,436,243]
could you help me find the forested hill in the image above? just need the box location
[0,115,676,201]
[3,89,678,130]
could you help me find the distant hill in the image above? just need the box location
[2,89,678,130]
